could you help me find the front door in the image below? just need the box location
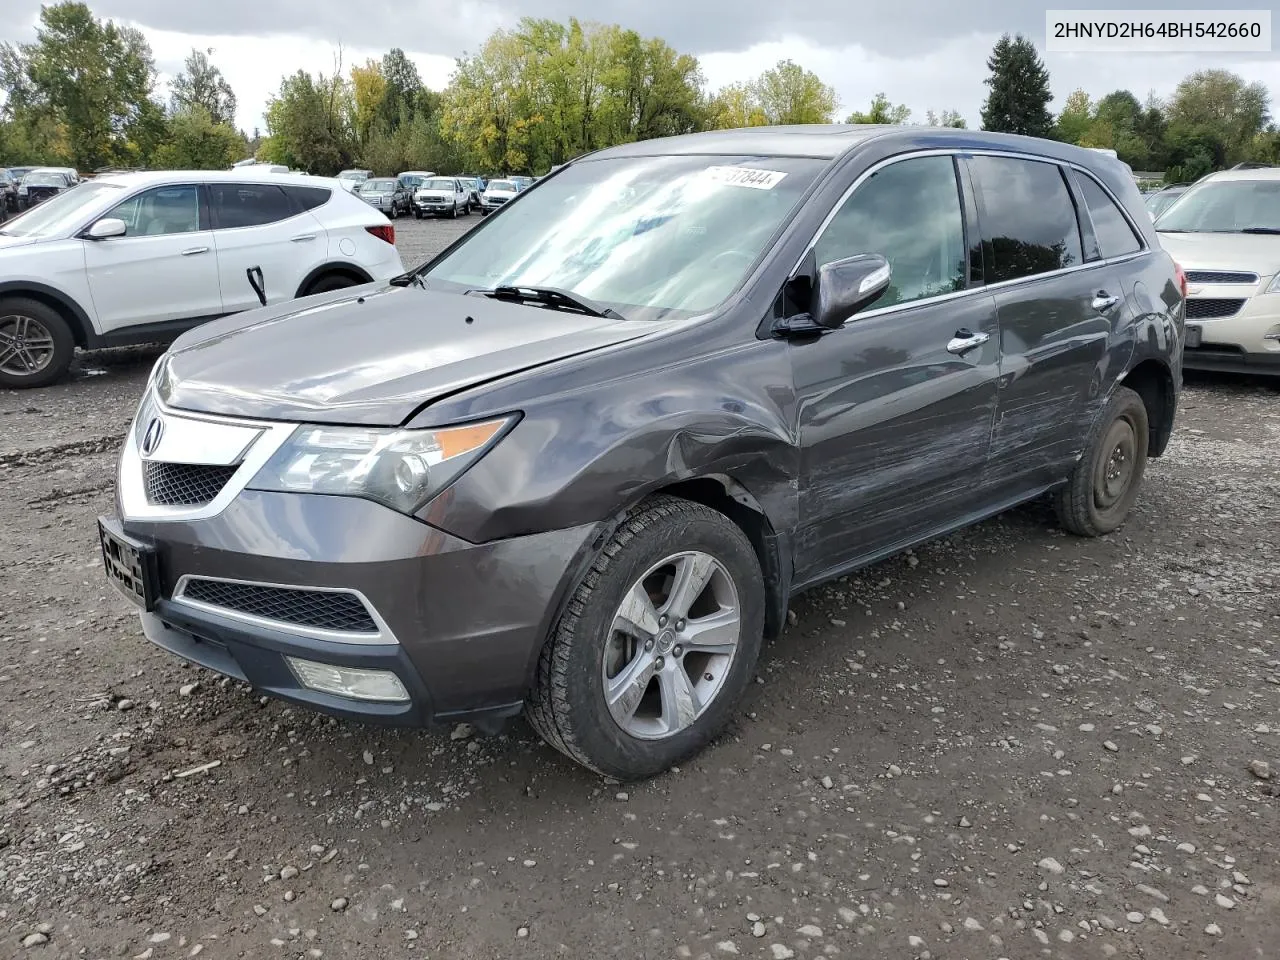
[83,183,223,334]
[791,153,1001,584]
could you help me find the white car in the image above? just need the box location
[413,177,470,219]
[1155,167,1280,376]
[336,169,372,193]
[479,178,520,214]
[0,170,406,388]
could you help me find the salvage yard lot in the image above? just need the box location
[2,216,1278,959]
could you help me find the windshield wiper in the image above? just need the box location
[469,284,627,320]
[1241,227,1280,235]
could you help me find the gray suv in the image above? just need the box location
[99,126,1185,781]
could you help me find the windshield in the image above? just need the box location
[25,172,64,186]
[422,179,457,191]
[486,180,516,192]
[363,179,396,191]
[0,181,122,237]
[1156,179,1280,233]
[338,171,368,180]
[422,154,826,321]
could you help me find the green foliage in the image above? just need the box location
[151,106,246,169]
[925,109,966,129]
[846,93,910,125]
[751,60,838,124]
[1053,89,1091,143]
[170,48,237,126]
[980,33,1053,137]
[263,69,352,174]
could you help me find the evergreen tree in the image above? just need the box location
[980,33,1053,137]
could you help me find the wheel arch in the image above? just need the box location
[294,262,375,299]
[1118,357,1176,458]
[0,280,95,348]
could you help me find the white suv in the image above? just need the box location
[0,170,405,388]
[1155,167,1280,376]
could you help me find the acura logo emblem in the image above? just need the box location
[140,417,165,456]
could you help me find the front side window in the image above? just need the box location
[814,155,967,309]
[208,182,294,228]
[1155,179,1280,233]
[971,156,1083,283]
[422,154,827,321]
[107,185,201,237]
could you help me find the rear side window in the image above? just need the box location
[971,156,1083,283]
[285,185,331,212]
[1077,175,1142,259]
[209,182,295,229]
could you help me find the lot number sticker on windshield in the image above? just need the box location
[703,166,788,190]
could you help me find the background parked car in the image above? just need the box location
[453,175,484,210]
[0,170,405,388]
[1,169,21,215]
[1145,183,1189,219]
[356,177,410,218]
[1155,167,1280,376]
[17,168,73,209]
[336,169,372,193]
[396,170,435,195]
[413,176,470,218]
[479,177,520,213]
[510,175,533,191]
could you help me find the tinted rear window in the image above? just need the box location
[209,182,295,228]
[971,156,1083,283]
[286,185,331,212]
[1077,175,1142,259]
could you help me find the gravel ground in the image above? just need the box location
[2,217,1279,959]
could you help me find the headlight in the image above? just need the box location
[247,417,515,515]
[1265,273,1280,295]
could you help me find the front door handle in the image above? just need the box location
[946,328,990,355]
[181,246,209,256]
[291,234,317,242]
[1092,290,1120,311]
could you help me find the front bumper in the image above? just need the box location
[110,400,598,726]
[1183,278,1280,374]
[415,199,454,215]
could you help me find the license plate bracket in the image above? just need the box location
[98,516,160,611]
[1185,324,1202,348]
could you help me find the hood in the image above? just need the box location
[1157,231,1280,278]
[0,234,41,251]
[485,189,517,199]
[158,285,653,425]
[416,189,453,198]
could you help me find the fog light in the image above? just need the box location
[286,657,410,702]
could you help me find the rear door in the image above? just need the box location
[791,152,1001,583]
[965,154,1122,495]
[82,183,224,334]
[208,181,323,311]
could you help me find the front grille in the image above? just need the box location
[180,579,378,633]
[1185,270,1258,285]
[143,461,238,506]
[1185,298,1246,320]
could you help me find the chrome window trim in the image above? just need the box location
[171,574,398,647]
[118,390,297,523]
[789,147,1154,324]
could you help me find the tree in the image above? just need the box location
[1054,89,1091,143]
[1167,69,1270,165]
[980,33,1053,137]
[706,82,767,129]
[379,47,423,128]
[846,92,910,124]
[925,109,966,128]
[752,60,837,125]
[263,68,352,174]
[170,47,237,126]
[151,105,246,169]
[0,1,157,169]
[350,59,387,147]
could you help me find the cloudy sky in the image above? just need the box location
[3,1,1277,134]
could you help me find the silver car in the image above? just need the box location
[356,177,409,218]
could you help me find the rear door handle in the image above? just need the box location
[946,328,990,355]
[181,246,208,256]
[1092,290,1120,311]
[291,234,317,242]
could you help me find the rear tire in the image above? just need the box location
[526,496,764,780]
[0,296,76,389]
[1054,385,1149,537]
[305,273,362,296]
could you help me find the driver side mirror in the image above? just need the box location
[810,254,892,329]
[85,217,127,240]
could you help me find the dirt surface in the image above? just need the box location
[3,217,1279,960]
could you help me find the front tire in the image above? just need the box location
[1054,385,1149,537]
[526,496,764,780]
[0,297,76,389]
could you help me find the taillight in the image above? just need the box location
[1174,261,1187,300]
[366,224,395,245]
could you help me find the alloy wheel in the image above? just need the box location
[601,551,741,740]
[0,314,56,377]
